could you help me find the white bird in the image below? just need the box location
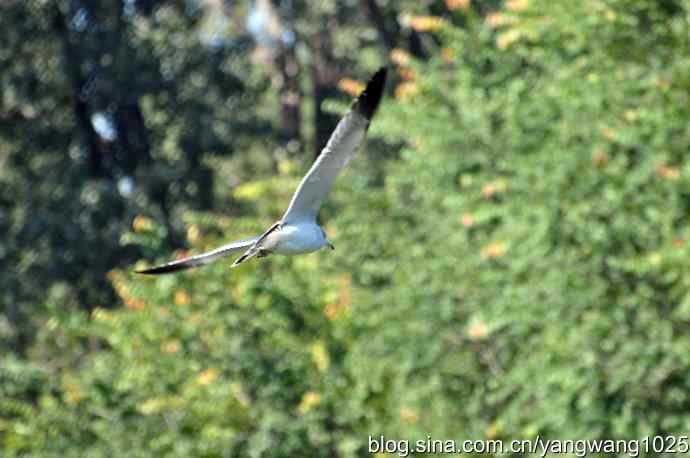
[137,67,387,275]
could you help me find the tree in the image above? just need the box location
[1,0,275,352]
[7,0,690,457]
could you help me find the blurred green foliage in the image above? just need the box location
[3,0,690,456]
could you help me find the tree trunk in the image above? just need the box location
[277,43,302,143]
[309,29,339,158]
[52,3,109,178]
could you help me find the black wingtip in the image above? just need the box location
[352,67,387,121]
[135,263,187,275]
[230,253,249,268]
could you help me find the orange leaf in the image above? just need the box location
[441,47,455,63]
[174,290,190,306]
[408,15,446,32]
[445,0,470,11]
[395,82,418,100]
[459,213,475,228]
[467,321,489,340]
[591,149,609,169]
[162,340,180,354]
[390,48,412,67]
[657,163,680,181]
[338,78,365,97]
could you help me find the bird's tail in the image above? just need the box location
[231,221,282,267]
[231,247,258,268]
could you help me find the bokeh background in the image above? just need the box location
[3,0,690,456]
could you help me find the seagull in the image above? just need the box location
[136,67,387,275]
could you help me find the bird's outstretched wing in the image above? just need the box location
[136,236,259,275]
[281,67,387,224]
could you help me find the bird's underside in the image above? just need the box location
[136,67,387,275]
[229,221,283,267]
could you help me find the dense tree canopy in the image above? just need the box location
[3,0,690,456]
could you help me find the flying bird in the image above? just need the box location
[137,67,387,275]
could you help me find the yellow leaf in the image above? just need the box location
[233,181,265,200]
[62,374,82,405]
[230,382,252,407]
[138,397,184,415]
[410,136,424,151]
[324,275,352,320]
[186,224,200,243]
[338,274,351,310]
[486,421,502,438]
[486,12,507,28]
[310,341,330,373]
[132,214,153,232]
[600,126,617,140]
[648,252,662,266]
[174,290,190,306]
[481,241,507,260]
[92,308,115,323]
[390,48,412,67]
[441,47,455,63]
[196,368,219,386]
[278,159,298,176]
[399,405,420,424]
[623,109,638,122]
[496,29,522,49]
[482,179,507,199]
[467,321,489,340]
[506,0,529,12]
[604,8,616,22]
[298,391,321,414]
[139,398,165,415]
[162,340,180,354]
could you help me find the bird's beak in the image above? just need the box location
[327,240,335,250]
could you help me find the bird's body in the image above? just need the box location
[137,67,386,275]
[266,222,328,255]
